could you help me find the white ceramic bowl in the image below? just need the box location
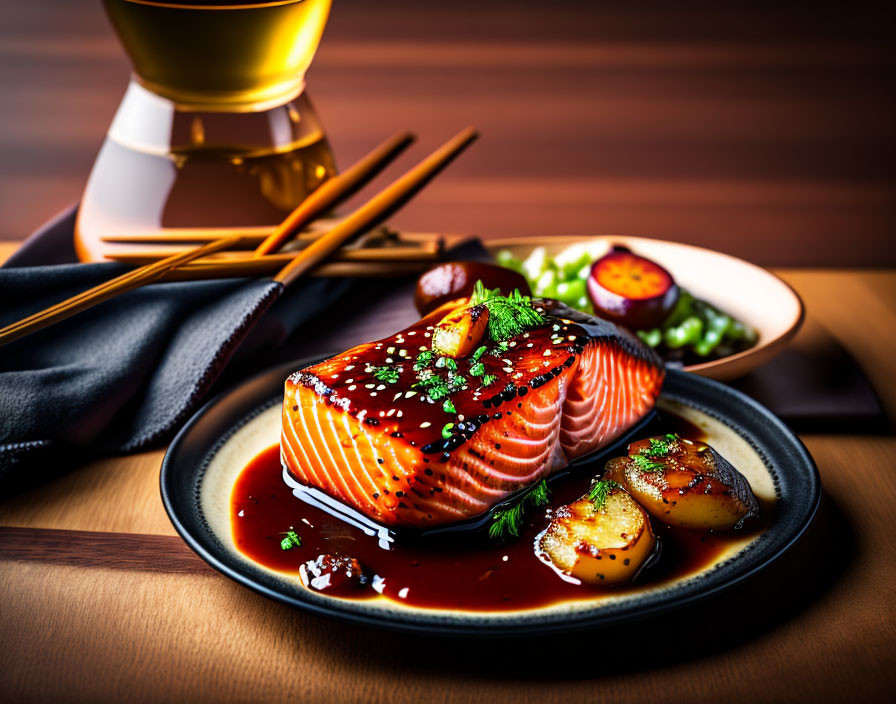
[486,236,804,381]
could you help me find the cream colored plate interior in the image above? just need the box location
[200,396,776,620]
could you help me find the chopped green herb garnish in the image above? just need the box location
[640,434,679,458]
[469,281,545,342]
[471,346,487,363]
[442,399,457,414]
[481,374,497,387]
[469,361,485,377]
[427,384,451,401]
[372,365,400,384]
[441,422,455,438]
[414,350,434,370]
[489,480,551,540]
[587,480,619,513]
[631,454,665,472]
[491,340,510,355]
[448,373,467,389]
[445,358,458,371]
[280,530,301,550]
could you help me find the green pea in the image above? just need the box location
[496,249,522,271]
[637,328,662,348]
[664,316,703,348]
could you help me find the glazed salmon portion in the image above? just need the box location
[282,300,664,528]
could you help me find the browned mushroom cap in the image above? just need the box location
[414,261,532,316]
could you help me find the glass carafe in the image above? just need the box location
[76,0,336,262]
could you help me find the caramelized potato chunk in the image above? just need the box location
[431,303,489,358]
[605,435,758,530]
[538,487,656,585]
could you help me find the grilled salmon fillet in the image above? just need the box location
[282,299,664,528]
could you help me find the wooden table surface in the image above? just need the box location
[2,1,895,701]
[1,246,894,702]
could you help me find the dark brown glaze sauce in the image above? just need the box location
[287,301,654,459]
[232,414,773,611]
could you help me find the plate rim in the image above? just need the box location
[160,358,820,638]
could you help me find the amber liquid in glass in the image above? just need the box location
[76,0,336,262]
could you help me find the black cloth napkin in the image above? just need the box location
[0,208,353,483]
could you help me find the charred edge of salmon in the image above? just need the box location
[535,299,664,370]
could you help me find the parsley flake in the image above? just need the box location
[280,530,301,550]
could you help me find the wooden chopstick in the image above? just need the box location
[253,131,416,257]
[104,239,442,266]
[0,127,477,348]
[0,237,241,348]
[161,259,433,282]
[273,127,478,286]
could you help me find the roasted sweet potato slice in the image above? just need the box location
[605,434,758,530]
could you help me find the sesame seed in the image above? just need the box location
[347,385,357,391]
[420,422,431,428]
[387,346,395,354]
[543,349,552,356]
[405,391,417,398]
[365,383,375,389]
[387,409,396,417]
[376,384,386,391]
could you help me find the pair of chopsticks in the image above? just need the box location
[0,127,478,348]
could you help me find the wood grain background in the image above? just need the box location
[1,0,894,265]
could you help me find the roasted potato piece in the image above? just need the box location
[605,434,758,530]
[538,485,656,585]
[431,303,489,358]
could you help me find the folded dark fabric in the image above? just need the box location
[0,208,352,483]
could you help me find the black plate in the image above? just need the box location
[160,359,820,637]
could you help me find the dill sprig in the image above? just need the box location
[640,433,679,458]
[631,454,665,472]
[489,480,551,540]
[481,373,497,387]
[371,365,401,384]
[469,361,485,377]
[469,280,545,342]
[587,480,619,513]
[280,530,301,550]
